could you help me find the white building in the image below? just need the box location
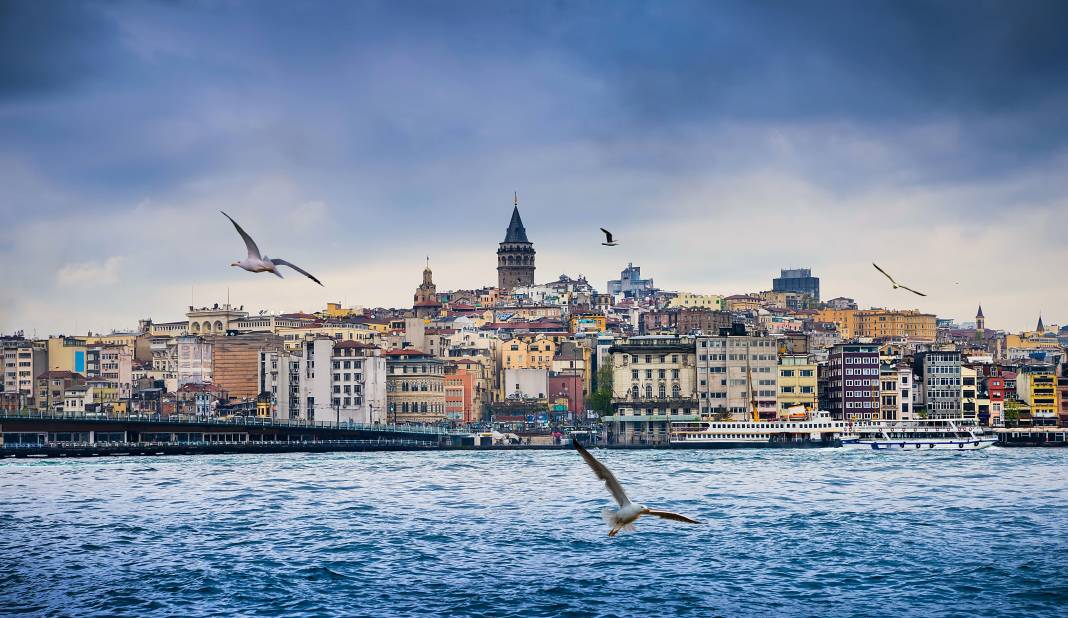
[259,337,387,424]
[503,367,549,400]
[695,334,778,420]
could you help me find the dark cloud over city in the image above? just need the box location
[2,0,1066,334]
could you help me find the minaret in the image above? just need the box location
[497,193,536,290]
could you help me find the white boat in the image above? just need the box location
[841,418,997,450]
[670,410,848,448]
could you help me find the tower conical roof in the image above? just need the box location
[503,205,529,243]
[976,305,984,319]
[1037,314,1045,333]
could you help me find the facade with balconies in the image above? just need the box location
[602,336,698,444]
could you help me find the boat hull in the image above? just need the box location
[843,439,997,450]
[670,439,841,449]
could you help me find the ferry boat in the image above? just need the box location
[670,410,847,449]
[841,418,997,450]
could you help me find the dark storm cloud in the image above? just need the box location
[0,1,127,99]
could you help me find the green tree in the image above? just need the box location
[588,361,614,417]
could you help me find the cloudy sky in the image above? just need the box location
[2,0,1066,336]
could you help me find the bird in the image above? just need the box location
[872,263,925,297]
[221,211,324,286]
[573,439,700,536]
[600,228,618,246]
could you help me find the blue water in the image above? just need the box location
[1,448,1067,617]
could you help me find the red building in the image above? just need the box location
[444,364,474,424]
[548,371,585,420]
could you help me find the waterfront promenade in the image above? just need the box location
[2,409,1066,457]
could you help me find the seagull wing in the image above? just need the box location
[644,509,701,525]
[221,211,262,260]
[899,285,926,297]
[872,262,897,285]
[600,228,613,244]
[270,258,324,286]
[573,440,630,506]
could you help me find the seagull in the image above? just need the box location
[872,263,925,297]
[573,440,700,536]
[600,228,618,247]
[221,211,324,286]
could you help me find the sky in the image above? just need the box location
[2,0,1067,336]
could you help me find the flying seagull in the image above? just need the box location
[573,440,700,536]
[872,263,925,297]
[221,211,324,286]
[600,228,618,247]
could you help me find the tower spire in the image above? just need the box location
[514,191,518,206]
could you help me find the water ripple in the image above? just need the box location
[0,449,1066,616]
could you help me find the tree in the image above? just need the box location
[588,361,614,417]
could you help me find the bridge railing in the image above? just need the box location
[0,409,448,435]
[0,438,438,450]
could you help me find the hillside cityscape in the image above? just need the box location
[5,204,1065,440]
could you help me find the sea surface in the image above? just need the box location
[1,447,1066,617]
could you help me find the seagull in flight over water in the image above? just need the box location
[221,211,324,286]
[573,440,700,536]
[600,228,618,246]
[872,262,925,297]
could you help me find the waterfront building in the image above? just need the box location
[444,362,475,424]
[258,349,301,420]
[915,349,964,419]
[606,263,654,298]
[604,336,698,444]
[2,340,46,405]
[385,349,446,424]
[778,354,817,413]
[329,341,386,424]
[1016,368,1059,427]
[822,343,881,420]
[695,333,779,420]
[548,371,585,420]
[86,345,133,399]
[981,373,1005,427]
[1057,372,1068,427]
[879,362,914,421]
[497,199,536,290]
[773,268,820,302]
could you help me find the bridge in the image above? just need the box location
[0,410,446,457]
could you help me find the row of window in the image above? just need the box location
[780,369,815,377]
[627,354,682,364]
[632,369,681,379]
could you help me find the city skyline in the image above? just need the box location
[3,1,1067,334]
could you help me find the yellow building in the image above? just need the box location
[815,308,936,341]
[47,337,88,373]
[668,293,723,311]
[500,336,556,371]
[569,314,607,334]
[321,302,361,319]
[277,325,378,351]
[777,354,817,412]
[1017,372,1059,426]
